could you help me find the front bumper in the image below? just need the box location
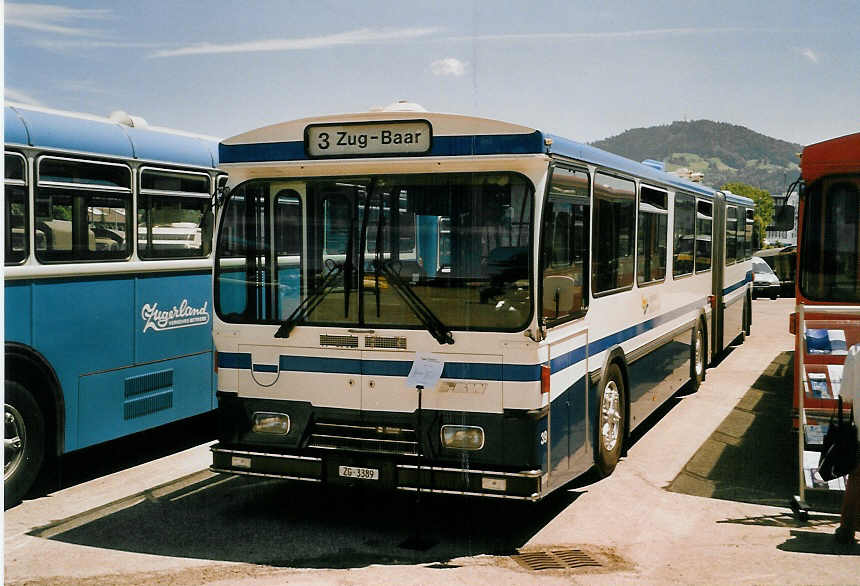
[211,444,543,500]
[213,393,547,500]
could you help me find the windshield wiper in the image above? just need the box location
[380,260,454,345]
[274,259,343,338]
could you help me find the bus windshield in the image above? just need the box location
[216,172,534,331]
[799,178,860,302]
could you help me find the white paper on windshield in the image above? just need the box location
[406,352,444,389]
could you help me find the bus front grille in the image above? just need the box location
[319,335,359,348]
[307,421,418,456]
[364,336,407,349]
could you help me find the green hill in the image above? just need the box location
[591,120,802,194]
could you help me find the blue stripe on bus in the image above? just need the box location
[279,355,362,374]
[218,352,252,369]
[503,363,544,382]
[252,363,278,373]
[218,276,750,382]
[219,132,545,163]
[549,296,704,374]
[723,271,752,295]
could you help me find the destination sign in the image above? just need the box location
[305,120,432,157]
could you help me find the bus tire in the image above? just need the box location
[595,363,626,478]
[4,380,45,508]
[743,295,752,337]
[690,321,706,391]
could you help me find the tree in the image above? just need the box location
[721,182,773,248]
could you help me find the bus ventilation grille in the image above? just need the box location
[320,335,359,348]
[124,369,173,398]
[308,421,418,456]
[511,549,601,571]
[124,392,173,420]
[123,370,174,420]
[364,336,407,349]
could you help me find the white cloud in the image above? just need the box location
[6,2,111,36]
[151,27,440,58]
[5,87,44,106]
[430,57,467,77]
[801,48,819,63]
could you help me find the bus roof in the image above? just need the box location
[220,110,753,205]
[5,103,220,168]
[800,131,860,184]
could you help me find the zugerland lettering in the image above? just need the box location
[141,299,210,333]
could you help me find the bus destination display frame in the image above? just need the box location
[305,119,432,158]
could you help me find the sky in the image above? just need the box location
[3,1,860,146]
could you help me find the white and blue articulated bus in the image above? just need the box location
[4,104,224,505]
[211,104,754,501]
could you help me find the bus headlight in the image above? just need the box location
[251,412,290,435]
[441,425,485,450]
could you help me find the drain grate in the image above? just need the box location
[552,549,602,568]
[511,549,601,571]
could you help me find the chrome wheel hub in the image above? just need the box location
[601,381,622,452]
[695,329,704,377]
[5,404,26,480]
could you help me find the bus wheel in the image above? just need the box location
[743,296,752,337]
[596,363,625,477]
[690,322,706,391]
[4,381,45,508]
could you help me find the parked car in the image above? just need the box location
[752,256,780,299]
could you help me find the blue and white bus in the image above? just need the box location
[4,104,223,505]
[210,104,754,501]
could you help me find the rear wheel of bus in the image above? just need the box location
[596,363,626,478]
[4,380,45,508]
[690,320,706,391]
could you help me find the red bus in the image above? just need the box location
[791,132,860,518]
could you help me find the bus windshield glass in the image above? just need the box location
[216,172,533,331]
[799,178,860,302]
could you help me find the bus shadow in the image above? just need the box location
[666,350,795,507]
[31,472,581,569]
[31,412,217,499]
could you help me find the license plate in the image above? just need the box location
[231,456,251,469]
[338,465,379,480]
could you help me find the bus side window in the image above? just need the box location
[725,206,738,264]
[696,200,713,272]
[592,172,635,293]
[672,192,695,277]
[542,167,589,322]
[34,156,131,262]
[138,168,212,259]
[637,185,668,285]
[4,152,28,264]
